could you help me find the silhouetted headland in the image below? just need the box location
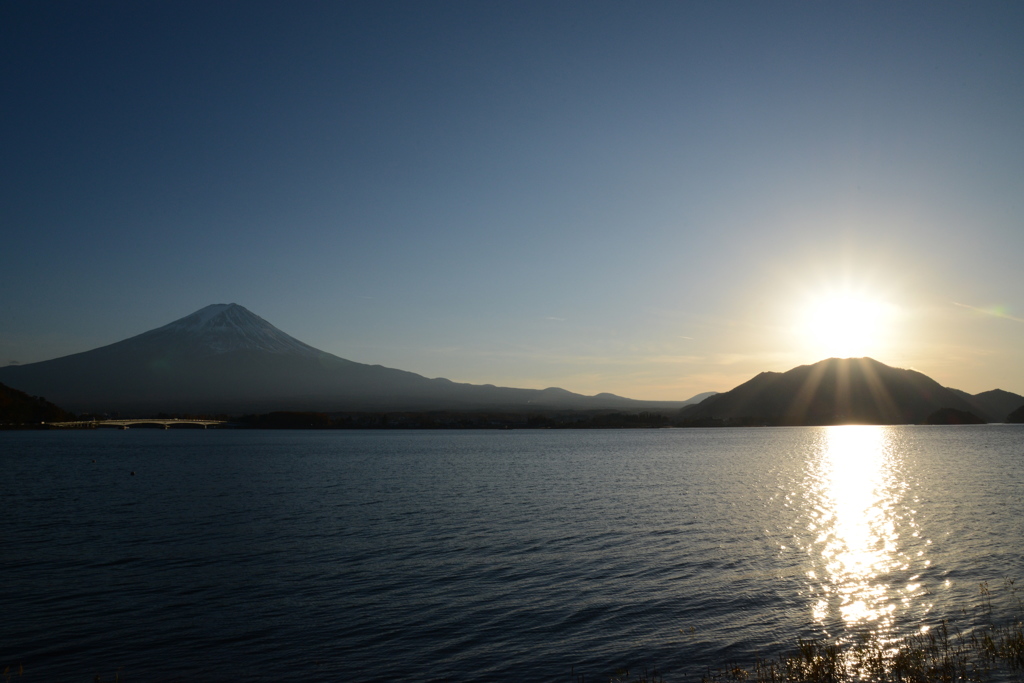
[0,381,75,426]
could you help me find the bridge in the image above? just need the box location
[45,419,226,429]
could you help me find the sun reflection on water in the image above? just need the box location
[801,425,927,640]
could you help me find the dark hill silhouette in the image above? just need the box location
[681,357,982,426]
[924,408,985,425]
[1006,404,1024,424]
[946,388,1024,423]
[0,304,696,415]
[0,381,74,424]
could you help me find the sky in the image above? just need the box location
[3,1,1024,400]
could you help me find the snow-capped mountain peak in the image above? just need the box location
[178,303,235,326]
[140,303,324,356]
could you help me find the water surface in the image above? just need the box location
[2,426,1022,681]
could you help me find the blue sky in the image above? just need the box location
[3,1,1023,399]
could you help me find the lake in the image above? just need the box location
[2,426,1023,681]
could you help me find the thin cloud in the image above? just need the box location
[953,302,1024,324]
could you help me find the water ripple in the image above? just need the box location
[2,427,1023,681]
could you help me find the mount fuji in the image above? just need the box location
[0,304,691,415]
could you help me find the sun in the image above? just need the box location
[798,290,894,359]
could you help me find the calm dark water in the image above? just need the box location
[2,426,1023,681]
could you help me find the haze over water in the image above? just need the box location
[3,426,1022,681]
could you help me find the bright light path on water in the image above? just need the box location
[801,426,928,639]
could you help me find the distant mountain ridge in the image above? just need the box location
[0,304,695,415]
[945,388,1024,423]
[680,357,1024,426]
[3,306,1017,422]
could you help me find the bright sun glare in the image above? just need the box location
[799,290,894,359]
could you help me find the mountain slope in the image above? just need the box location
[946,388,1024,422]
[680,357,981,426]
[0,304,690,414]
